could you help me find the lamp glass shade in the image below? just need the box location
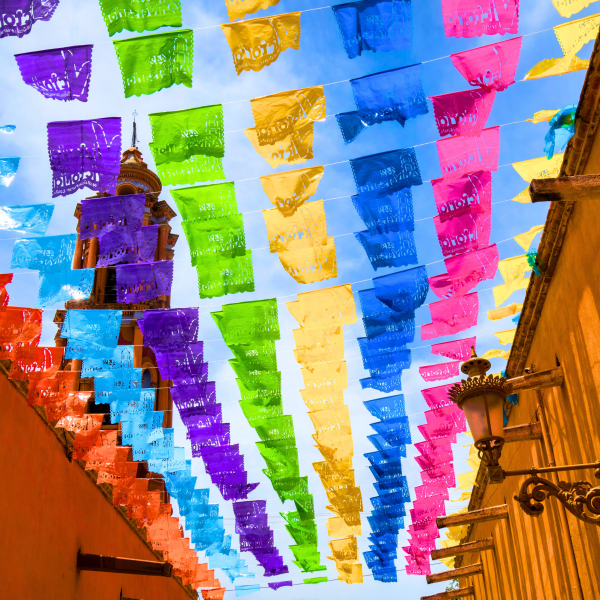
[461,392,505,444]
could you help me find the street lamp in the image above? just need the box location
[448,348,508,484]
[447,349,600,525]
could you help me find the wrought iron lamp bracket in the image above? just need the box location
[508,461,600,525]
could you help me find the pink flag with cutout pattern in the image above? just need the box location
[451,37,523,91]
[420,459,456,487]
[421,383,458,409]
[442,0,520,39]
[431,337,476,361]
[419,361,461,381]
[421,292,479,340]
[430,88,496,137]
[432,170,492,223]
[429,244,499,299]
[433,209,491,257]
[410,498,447,522]
[415,451,454,471]
[418,421,457,443]
[414,482,450,500]
[437,126,500,180]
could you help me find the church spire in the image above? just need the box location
[131,110,138,149]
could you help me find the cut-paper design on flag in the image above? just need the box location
[350,147,422,196]
[113,29,193,97]
[442,0,519,38]
[9,346,64,381]
[511,153,564,203]
[524,14,600,80]
[11,234,77,273]
[451,37,522,91]
[286,286,362,583]
[372,265,429,313]
[429,244,499,299]
[494,328,516,345]
[431,336,476,362]
[336,64,428,143]
[355,229,418,270]
[352,188,414,235]
[0,203,54,235]
[149,105,225,186]
[225,0,280,21]
[430,89,496,137]
[97,225,159,267]
[492,254,531,306]
[488,302,522,321]
[263,200,327,253]
[47,118,122,197]
[0,125,16,134]
[15,44,93,102]
[431,170,492,222]
[552,0,598,18]
[116,260,173,303]
[245,123,314,168]
[433,210,491,258]
[481,348,510,360]
[38,269,94,307]
[80,193,145,240]
[0,157,20,186]
[260,166,324,216]
[278,236,337,284]
[436,127,500,180]
[99,0,182,36]
[421,292,479,340]
[211,299,325,575]
[172,181,254,298]
[515,225,544,250]
[197,253,255,299]
[331,0,413,59]
[0,0,60,39]
[250,86,325,146]
[0,307,43,346]
[419,361,461,382]
[221,12,301,75]
[171,181,238,221]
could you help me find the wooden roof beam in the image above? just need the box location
[427,563,483,584]
[529,174,600,202]
[437,505,509,529]
[77,552,172,577]
[430,538,494,560]
[421,586,475,600]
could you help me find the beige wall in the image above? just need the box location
[0,372,194,600]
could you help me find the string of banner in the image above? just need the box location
[0,0,592,595]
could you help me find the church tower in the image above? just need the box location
[54,127,178,437]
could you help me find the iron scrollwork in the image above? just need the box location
[514,463,600,526]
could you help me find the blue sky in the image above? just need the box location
[0,0,594,597]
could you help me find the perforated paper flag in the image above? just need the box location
[260,166,324,215]
[451,37,522,91]
[98,0,182,36]
[0,0,60,39]
[250,86,325,146]
[331,0,413,59]
[149,105,225,186]
[221,12,300,75]
[442,0,519,38]
[113,29,193,97]
[15,45,93,102]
